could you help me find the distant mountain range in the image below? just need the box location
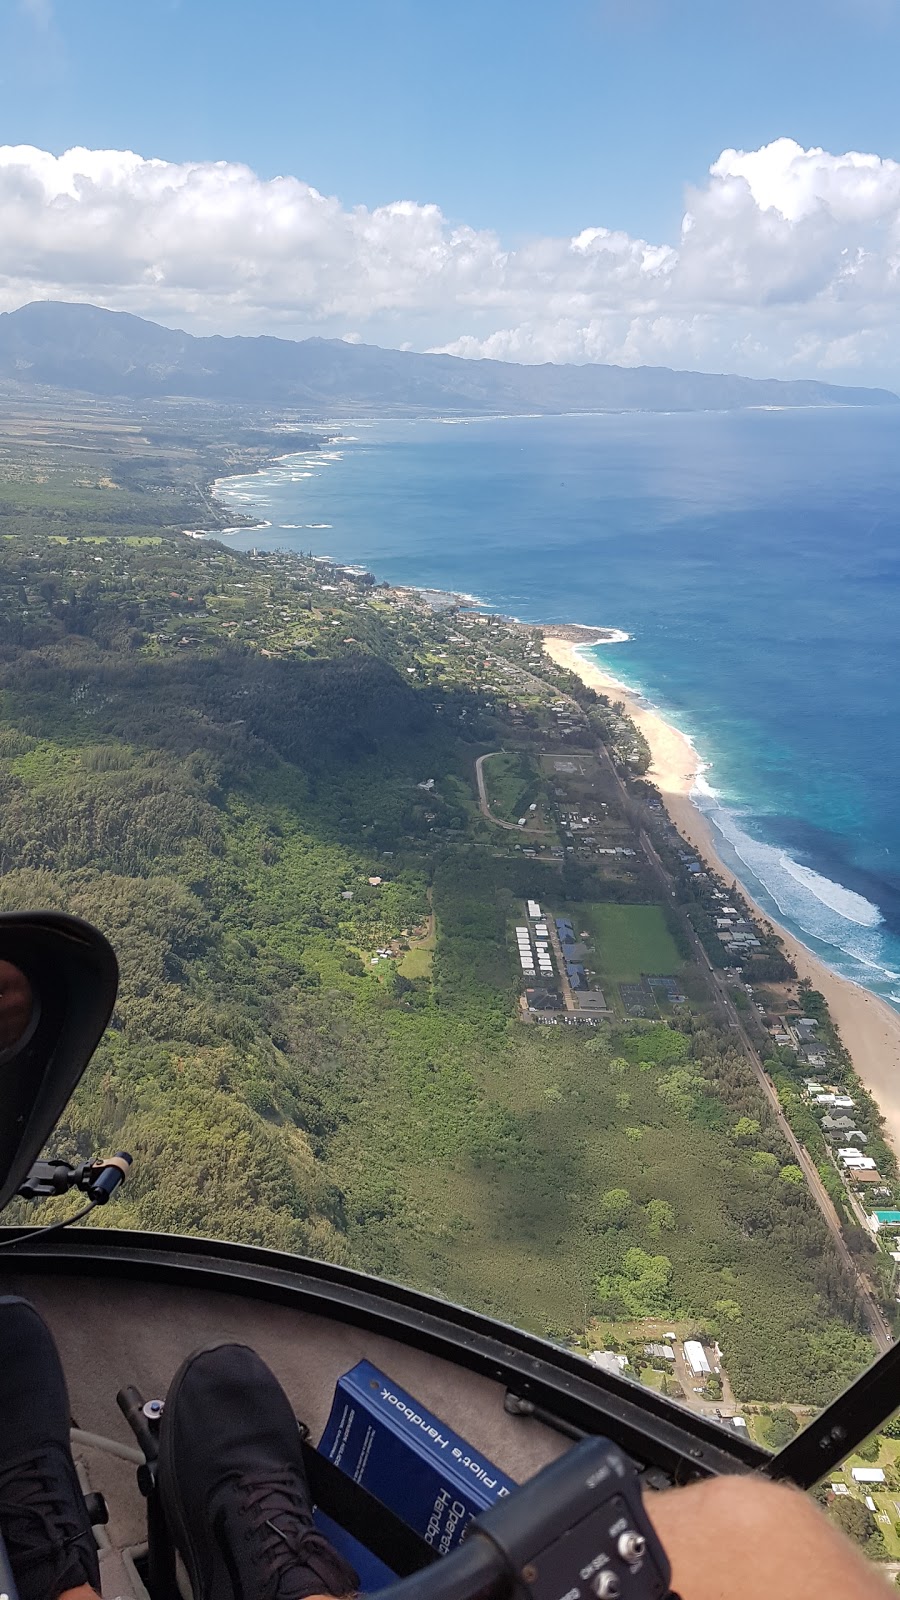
[0,300,896,414]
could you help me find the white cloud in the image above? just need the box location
[1,138,900,384]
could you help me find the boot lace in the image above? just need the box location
[220,1470,354,1600]
[0,1450,90,1587]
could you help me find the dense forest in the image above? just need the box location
[0,522,878,1405]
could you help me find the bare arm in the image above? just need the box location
[646,1474,887,1600]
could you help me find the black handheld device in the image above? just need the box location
[372,1436,672,1600]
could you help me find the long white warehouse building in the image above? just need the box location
[683,1340,711,1377]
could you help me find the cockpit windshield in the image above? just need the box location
[2,6,900,1573]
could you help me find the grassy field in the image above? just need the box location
[639,1367,668,1393]
[826,1437,900,1558]
[581,903,684,983]
[397,946,434,978]
[482,750,543,823]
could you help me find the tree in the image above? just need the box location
[713,1298,742,1323]
[645,1198,676,1236]
[750,1151,778,1173]
[766,1408,799,1448]
[598,1188,631,1227]
[780,1165,806,1187]
[829,1496,883,1554]
[732,1116,761,1144]
[595,1250,674,1318]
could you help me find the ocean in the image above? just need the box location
[213,407,900,1010]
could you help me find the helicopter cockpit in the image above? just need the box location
[0,911,897,1600]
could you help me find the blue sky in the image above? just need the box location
[2,0,900,380]
[3,0,899,242]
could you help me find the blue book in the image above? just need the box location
[317,1359,517,1562]
[312,1508,397,1593]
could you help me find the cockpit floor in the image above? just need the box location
[3,1271,567,1599]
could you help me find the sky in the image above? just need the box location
[2,0,900,383]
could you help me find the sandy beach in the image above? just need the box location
[543,634,900,1152]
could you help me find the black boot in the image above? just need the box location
[0,1296,101,1600]
[158,1342,359,1600]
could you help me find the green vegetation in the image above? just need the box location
[829,1496,887,1558]
[753,1407,800,1449]
[581,903,684,985]
[397,947,434,979]
[814,1434,900,1562]
[0,416,880,1412]
[482,750,543,823]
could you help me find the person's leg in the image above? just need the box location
[646,1471,887,1600]
[0,1297,102,1600]
[157,1342,359,1600]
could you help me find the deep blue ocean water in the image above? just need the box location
[213,408,900,1008]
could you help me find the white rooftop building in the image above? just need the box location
[588,1351,629,1376]
[683,1340,711,1377]
[851,1467,886,1484]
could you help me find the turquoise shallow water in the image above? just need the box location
[213,408,900,1008]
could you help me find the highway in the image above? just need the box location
[597,738,894,1355]
[484,641,893,1352]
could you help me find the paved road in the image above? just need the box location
[640,810,891,1351]
[705,965,893,1354]
[485,641,892,1351]
[602,750,894,1354]
[526,653,895,1355]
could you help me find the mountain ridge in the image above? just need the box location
[1,299,896,413]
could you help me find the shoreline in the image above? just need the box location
[204,444,900,1149]
[543,634,900,1153]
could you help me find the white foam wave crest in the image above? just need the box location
[779,857,883,928]
[693,790,890,982]
[691,772,719,801]
[572,627,632,645]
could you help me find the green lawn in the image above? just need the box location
[639,1367,667,1393]
[482,750,541,823]
[824,1440,900,1558]
[581,903,684,984]
[397,946,433,978]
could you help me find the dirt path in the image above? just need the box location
[474,750,552,834]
